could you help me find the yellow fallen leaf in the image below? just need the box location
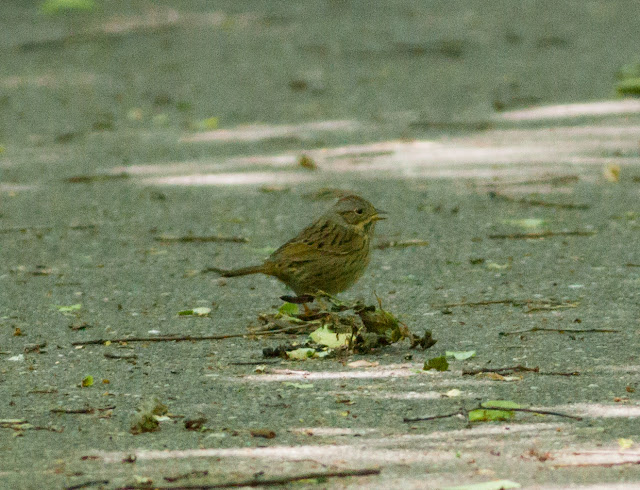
[618,438,634,450]
[603,163,620,182]
[310,325,349,348]
[486,262,510,270]
[347,360,379,368]
[286,348,316,360]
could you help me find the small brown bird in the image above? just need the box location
[211,195,384,296]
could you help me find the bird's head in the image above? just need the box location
[331,195,385,230]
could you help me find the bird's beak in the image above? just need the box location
[373,209,387,221]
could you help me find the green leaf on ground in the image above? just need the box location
[423,356,449,371]
[446,350,476,360]
[278,302,299,316]
[618,438,634,450]
[192,307,211,316]
[285,348,316,360]
[56,304,82,312]
[193,117,219,130]
[283,382,314,389]
[81,375,93,387]
[310,325,350,348]
[486,262,510,270]
[177,307,211,316]
[617,78,640,96]
[502,218,547,229]
[469,400,521,422]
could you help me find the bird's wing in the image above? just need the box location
[271,241,349,264]
[264,220,369,275]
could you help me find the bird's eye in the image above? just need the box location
[355,208,364,214]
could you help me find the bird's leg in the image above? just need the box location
[314,291,344,311]
[279,294,316,318]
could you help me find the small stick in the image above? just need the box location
[116,468,381,489]
[463,366,579,377]
[0,226,53,234]
[404,410,465,423]
[228,360,280,366]
[24,342,47,353]
[405,406,582,423]
[524,302,578,312]
[0,420,63,433]
[489,230,596,239]
[432,299,523,308]
[69,224,98,231]
[462,365,539,375]
[32,425,65,433]
[520,198,588,210]
[51,407,95,414]
[500,327,619,336]
[375,239,429,250]
[0,419,28,427]
[489,192,589,210]
[155,235,248,244]
[51,406,115,414]
[104,352,138,360]
[0,225,96,234]
[164,470,209,483]
[486,175,579,187]
[65,480,110,490]
[66,173,129,183]
[538,371,581,377]
[429,298,577,310]
[72,326,307,346]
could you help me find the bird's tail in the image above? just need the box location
[206,265,265,277]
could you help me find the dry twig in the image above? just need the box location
[432,298,577,312]
[463,366,579,376]
[72,326,307,346]
[51,406,115,414]
[155,235,247,244]
[500,327,618,336]
[404,410,465,423]
[65,480,110,490]
[489,230,596,240]
[489,191,589,209]
[432,299,523,308]
[375,239,429,250]
[404,406,582,423]
[116,468,381,489]
[462,365,539,375]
